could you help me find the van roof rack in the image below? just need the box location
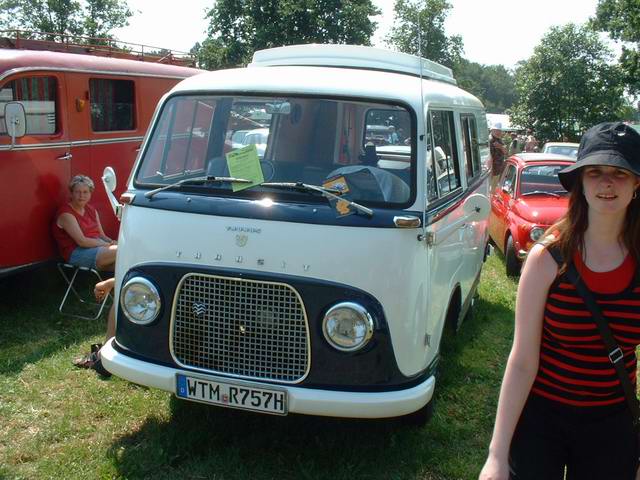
[249,44,456,85]
[0,29,196,67]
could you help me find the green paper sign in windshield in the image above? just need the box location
[226,144,264,192]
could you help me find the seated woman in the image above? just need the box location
[52,175,117,271]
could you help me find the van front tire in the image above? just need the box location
[400,398,434,427]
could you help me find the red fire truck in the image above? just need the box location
[0,33,201,276]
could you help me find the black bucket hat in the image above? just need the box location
[558,122,640,191]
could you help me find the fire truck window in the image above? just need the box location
[0,76,57,135]
[89,78,135,131]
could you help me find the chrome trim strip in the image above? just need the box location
[79,136,143,145]
[0,141,71,151]
[0,135,144,151]
[0,66,191,85]
[169,272,311,385]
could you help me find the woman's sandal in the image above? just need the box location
[72,351,97,369]
[72,343,111,377]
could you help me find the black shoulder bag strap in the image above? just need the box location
[548,247,640,425]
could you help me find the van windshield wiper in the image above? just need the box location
[261,182,373,217]
[145,175,251,199]
[521,190,561,198]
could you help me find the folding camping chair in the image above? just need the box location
[57,263,111,320]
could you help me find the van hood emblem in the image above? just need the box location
[236,234,248,247]
[192,302,207,318]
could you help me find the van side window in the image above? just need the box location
[461,114,481,180]
[0,76,57,135]
[89,78,135,131]
[428,110,460,197]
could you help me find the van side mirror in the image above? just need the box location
[462,193,490,223]
[4,102,26,147]
[102,166,117,192]
[102,166,122,219]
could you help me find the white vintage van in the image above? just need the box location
[100,44,490,422]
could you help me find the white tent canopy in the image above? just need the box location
[486,113,521,132]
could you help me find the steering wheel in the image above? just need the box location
[260,160,276,182]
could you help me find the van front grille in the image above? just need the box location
[171,273,309,383]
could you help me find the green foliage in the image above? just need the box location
[592,0,640,93]
[386,0,463,68]
[82,0,133,41]
[199,0,380,70]
[455,59,517,113]
[618,100,639,121]
[0,0,132,41]
[0,0,83,39]
[510,23,625,142]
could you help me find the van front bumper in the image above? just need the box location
[101,338,435,419]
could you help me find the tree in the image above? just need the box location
[83,0,133,41]
[0,0,132,41]
[510,23,625,143]
[454,59,517,113]
[386,0,463,68]
[0,0,82,38]
[199,0,380,70]
[592,0,640,93]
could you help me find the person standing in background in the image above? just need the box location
[490,123,508,190]
[524,129,539,152]
[509,132,521,155]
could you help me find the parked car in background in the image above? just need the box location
[489,153,574,276]
[241,127,269,158]
[230,129,251,149]
[542,142,579,158]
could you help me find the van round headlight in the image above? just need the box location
[530,226,545,241]
[120,277,161,325]
[322,302,374,352]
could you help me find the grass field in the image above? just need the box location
[0,254,517,480]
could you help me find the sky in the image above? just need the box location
[113,0,603,69]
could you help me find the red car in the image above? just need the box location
[489,153,575,276]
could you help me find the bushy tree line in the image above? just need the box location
[0,0,132,41]
[510,23,627,142]
[3,0,638,139]
[194,0,380,69]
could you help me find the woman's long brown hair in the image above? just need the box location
[544,172,640,272]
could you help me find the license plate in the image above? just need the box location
[176,374,287,415]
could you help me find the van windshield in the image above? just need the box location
[135,95,415,206]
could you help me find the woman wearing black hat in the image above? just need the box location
[480,122,640,480]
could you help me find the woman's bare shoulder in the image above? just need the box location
[522,243,559,287]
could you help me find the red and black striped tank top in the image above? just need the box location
[531,251,640,408]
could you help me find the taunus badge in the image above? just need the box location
[192,302,207,318]
[235,234,248,247]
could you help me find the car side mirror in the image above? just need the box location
[462,193,490,223]
[4,102,26,148]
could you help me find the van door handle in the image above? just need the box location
[56,152,72,161]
